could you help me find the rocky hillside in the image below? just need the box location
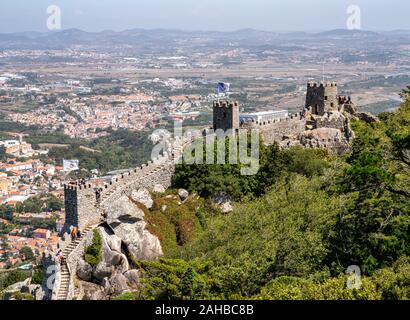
[73,187,219,300]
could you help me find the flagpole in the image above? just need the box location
[322,63,325,83]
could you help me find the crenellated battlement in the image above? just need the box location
[62,138,191,234]
[213,100,239,108]
[241,112,304,127]
[307,81,337,88]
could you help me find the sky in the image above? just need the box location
[0,0,409,33]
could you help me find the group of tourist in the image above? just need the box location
[56,249,65,265]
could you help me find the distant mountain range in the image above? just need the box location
[0,28,409,50]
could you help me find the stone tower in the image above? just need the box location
[63,185,79,233]
[305,82,338,116]
[213,100,240,132]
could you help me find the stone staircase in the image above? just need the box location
[56,225,94,300]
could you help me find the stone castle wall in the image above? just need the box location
[301,136,351,154]
[51,151,181,300]
[62,133,192,234]
[242,113,307,145]
[63,153,177,233]
[313,114,346,130]
[99,157,176,215]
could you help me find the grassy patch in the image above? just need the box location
[112,292,139,300]
[142,193,220,258]
[12,292,34,300]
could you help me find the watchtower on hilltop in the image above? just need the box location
[213,100,240,132]
[305,81,338,116]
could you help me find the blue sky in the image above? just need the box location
[0,0,408,33]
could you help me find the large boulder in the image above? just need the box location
[104,196,163,261]
[105,195,145,226]
[302,127,343,141]
[81,281,108,300]
[106,234,122,253]
[1,279,44,300]
[92,227,130,282]
[178,189,189,202]
[2,278,32,300]
[124,270,140,289]
[111,220,163,260]
[103,273,130,296]
[153,184,166,193]
[130,188,153,209]
[4,278,31,293]
[94,263,115,282]
[77,259,93,282]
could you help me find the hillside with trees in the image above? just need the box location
[117,91,410,300]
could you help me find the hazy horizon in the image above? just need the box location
[1,0,409,33]
[2,26,410,35]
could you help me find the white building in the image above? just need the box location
[240,110,289,124]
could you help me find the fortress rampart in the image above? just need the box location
[63,153,178,233]
[62,136,188,233]
[241,112,307,145]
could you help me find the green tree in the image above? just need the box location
[173,136,285,200]
[328,97,410,274]
[46,195,63,212]
[31,265,44,285]
[84,229,102,266]
[0,205,14,221]
[0,271,30,291]
[20,246,34,261]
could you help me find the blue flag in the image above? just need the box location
[217,82,230,94]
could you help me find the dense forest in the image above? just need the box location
[117,91,410,300]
